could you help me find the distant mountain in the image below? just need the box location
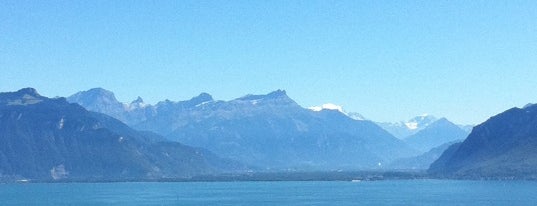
[67,88,124,117]
[70,89,418,171]
[160,90,418,170]
[135,92,214,135]
[377,115,439,139]
[67,88,155,126]
[404,118,469,152]
[0,88,244,181]
[429,104,537,179]
[388,141,460,170]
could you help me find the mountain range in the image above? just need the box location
[377,115,439,139]
[376,115,472,139]
[3,87,536,180]
[0,88,244,181]
[68,88,419,170]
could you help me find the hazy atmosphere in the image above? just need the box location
[2,1,537,125]
[3,1,537,205]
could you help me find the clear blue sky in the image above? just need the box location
[1,0,537,124]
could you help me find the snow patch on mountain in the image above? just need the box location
[308,103,344,113]
[404,114,437,130]
[309,104,367,121]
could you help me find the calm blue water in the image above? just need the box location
[1,180,536,205]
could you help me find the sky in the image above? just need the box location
[1,0,537,125]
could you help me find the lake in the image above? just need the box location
[1,180,536,205]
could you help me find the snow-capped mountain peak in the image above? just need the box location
[308,103,344,113]
[405,114,438,130]
[376,114,439,139]
[309,104,367,121]
[404,122,419,130]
